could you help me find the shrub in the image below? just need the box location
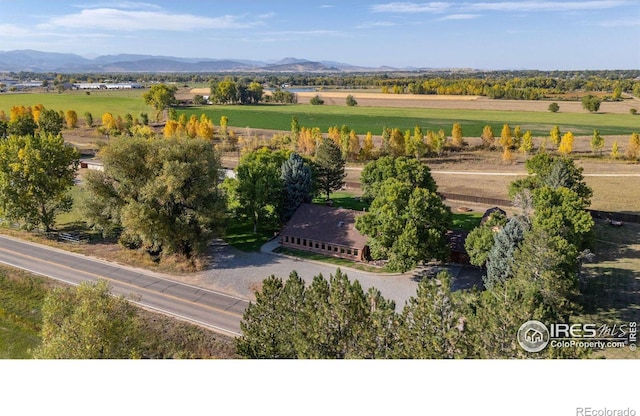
[310,95,324,105]
[548,102,559,113]
[581,95,601,113]
[630,108,637,115]
[345,95,358,107]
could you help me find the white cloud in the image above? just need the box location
[73,2,164,10]
[0,24,33,37]
[370,1,629,15]
[265,30,343,37]
[600,18,640,27]
[356,21,397,28]
[464,1,630,12]
[438,14,481,20]
[40,8,259,32]
[371,2,451,13]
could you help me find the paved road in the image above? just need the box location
[0,234,484,337]
[0,235,248,336]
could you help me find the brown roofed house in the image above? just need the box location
[279,203,369,262]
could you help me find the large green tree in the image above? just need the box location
[143,84,177,120]
[229,148,288,233]
[236,268,399,359]
[37,109,64,136]
[508,153,592,205]
[531,186,594,248]
[0,133,79,231]
[33,280,142,359]
[512,229,582,317]
[395,271,467,358]
[236,272,305,359]
[360,156,437,202]
[356,178,451,272]
[314,137,345,200]
[84,135,225,258]
[7,112,38,137]
[247,81,264,104]
[464,210,507,267]
[211,78,238,104]
[280,152,314,221]
[466,269,587,359]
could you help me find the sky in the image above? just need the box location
[0,0,638,70]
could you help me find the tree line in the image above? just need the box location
[8,69,638,100]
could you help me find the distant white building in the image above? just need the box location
[105,83,144,89]
[75,83,106,89]
[74,82,143,90]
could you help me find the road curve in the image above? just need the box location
[0,235,248,337]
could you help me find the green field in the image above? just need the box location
[1,91,638,137]
[0,90,149,118]
[180,104,640,137]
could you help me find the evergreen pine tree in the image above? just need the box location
[395,272,466,358]
[315,137,345,200]
[484,216,530,289]
[280,153,313,221]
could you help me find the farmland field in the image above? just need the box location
[0,90,150,118]
[1,89,639,137]
[181,103,639,137]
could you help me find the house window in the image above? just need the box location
[354,249,358,256]
[303,239,307,246]
[322,243,326,250]
[315,242,319,248]
[296,238,300,245]
[334,247,338,252]
[285,236,289,243]
[347,249,352,255]
[340,248,345,254]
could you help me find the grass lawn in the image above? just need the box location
[274,246,392,273]
[223,217,280,252]
[452,212,483,231]
[55,185,90,228]
[313,191,369,211]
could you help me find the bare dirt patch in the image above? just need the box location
[293,91,638,114]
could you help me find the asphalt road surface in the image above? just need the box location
[0,235,248,336]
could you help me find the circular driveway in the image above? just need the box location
[194,240,484,309]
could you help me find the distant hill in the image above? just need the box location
[0,50,410,73]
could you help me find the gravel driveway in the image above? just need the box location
[192,240,484,309]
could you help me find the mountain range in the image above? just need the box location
[0,50,412,73]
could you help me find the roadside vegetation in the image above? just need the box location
[0,265,236,359]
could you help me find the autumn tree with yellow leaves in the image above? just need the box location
[558,131,574,155]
